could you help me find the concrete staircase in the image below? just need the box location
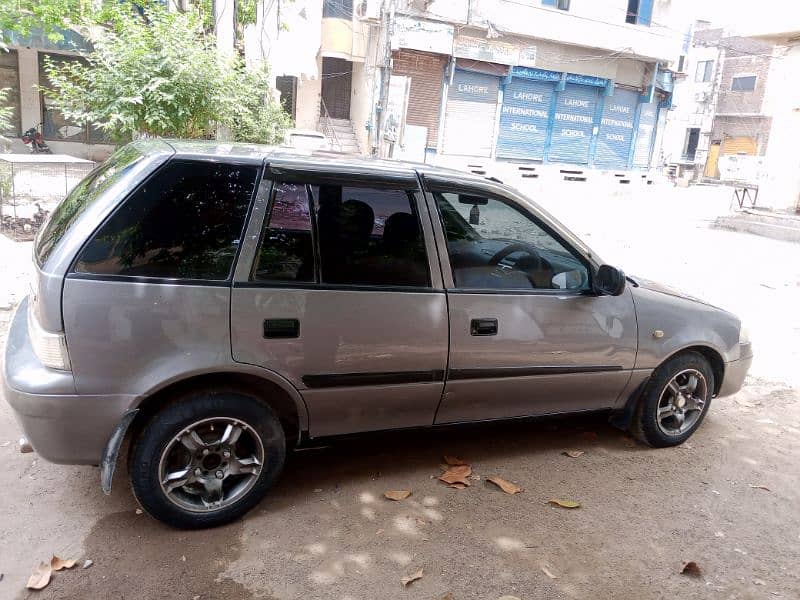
[714,209,800,243]
[321,118,361,155]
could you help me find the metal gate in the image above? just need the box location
[442,70,500,157]
[721,136,757,155]
[321,57,352,120]
[548,84,599,164]
[594,88,638,169]
[632,102,657,167]
[392,49,447,148]
[495,79,554,160]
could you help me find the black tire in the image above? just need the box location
[631,351,714,448]
[129,389,286,529]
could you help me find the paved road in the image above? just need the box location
[0,183,798,599]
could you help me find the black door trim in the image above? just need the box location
[448,365,623,380]
[303,370,445,389]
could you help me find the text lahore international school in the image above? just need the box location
[461,84,636,141]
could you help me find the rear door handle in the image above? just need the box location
[263,318,300,339]
[470,318,498,336]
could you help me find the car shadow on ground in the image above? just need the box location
[269,411,643,508]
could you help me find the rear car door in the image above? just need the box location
[231,164,448,437]
[422,176,637,423]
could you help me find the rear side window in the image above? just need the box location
[35,144,144,266]
[75,160,258,280]
[252,180,430,288]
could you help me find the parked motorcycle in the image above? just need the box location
[21,125,52,154]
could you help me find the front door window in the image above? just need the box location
[433,191,589,291]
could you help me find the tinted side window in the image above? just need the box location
[36,144,144,267]
[312,184,430,287]
[75,160,257,280]
[252,183,314,282]
[434,191,589,291]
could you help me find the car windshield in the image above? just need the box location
[34,145,145,267]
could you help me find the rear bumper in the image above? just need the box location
[718,352,753,398]
[2,297,134,464]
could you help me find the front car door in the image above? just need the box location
[231,163,448,437]
[421,174,638,423]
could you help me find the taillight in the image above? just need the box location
[27,305,71,371]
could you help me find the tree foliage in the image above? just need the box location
[42,7,292,144]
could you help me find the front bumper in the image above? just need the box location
[2,297,134,464]
[718,350,753,398]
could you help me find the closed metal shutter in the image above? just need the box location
[442,70,500,157]
[0,50,20,136]
[548,84,599,164]
[632,102,658,167]
[594,88,638,169]
[392,50,447,148]
[496,79,554,160]
[721,136,757,155]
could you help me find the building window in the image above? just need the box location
[625,0,653,26]
[38,52,109,143]
[731,74,757,92]
[682,127,700,161]
[694,60,714,82]
[0,49,21,136]
[322,0,353,19]
[677,55,686,72]
[542,0,570,9]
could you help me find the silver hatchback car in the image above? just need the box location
[2,140,752,528]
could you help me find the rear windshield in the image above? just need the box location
[34,145,146,267]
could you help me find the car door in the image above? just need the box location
[421,175,638,424]
[231,163,448,437]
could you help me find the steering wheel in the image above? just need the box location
[488,242,543,267]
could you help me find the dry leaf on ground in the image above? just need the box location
[26,561,52,590]
[486,476,523,495]
[51,556,77,571]
[749,484,771,492]
[439,464,471,486]
[541,564,558,579]
[562,449,585,458]
[441,593,455,600]
[547,498,581,509]
[680,561,702,577]
[384,490,412,501]
[401,566,424,586]
[443,455,468,466]
[449,482,469,490]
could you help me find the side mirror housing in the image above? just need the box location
[594,265,626,296]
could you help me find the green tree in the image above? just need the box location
[41,7,292,144]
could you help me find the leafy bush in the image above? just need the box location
[42,7,292,144]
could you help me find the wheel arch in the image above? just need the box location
[610,344,724,431]
[127,369,309,448]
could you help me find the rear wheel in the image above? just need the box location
[129,390,286,529]
[631,352,714,447]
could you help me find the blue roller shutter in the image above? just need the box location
[632,102,657,167]
[442,70,500,157]
[496,79,554,160]
[548,84,599,164]
[594,88,638,169]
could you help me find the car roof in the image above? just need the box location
[135,138,492,186]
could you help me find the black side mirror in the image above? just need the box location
[594,265,626,296]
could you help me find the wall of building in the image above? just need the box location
[758,43,800,210]
[710,116,771,154]
[294,59,323,131]
[349,60,373,154]
[715,38,772,116]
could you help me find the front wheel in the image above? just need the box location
[631,352,714,447]
[129,390,286,529]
